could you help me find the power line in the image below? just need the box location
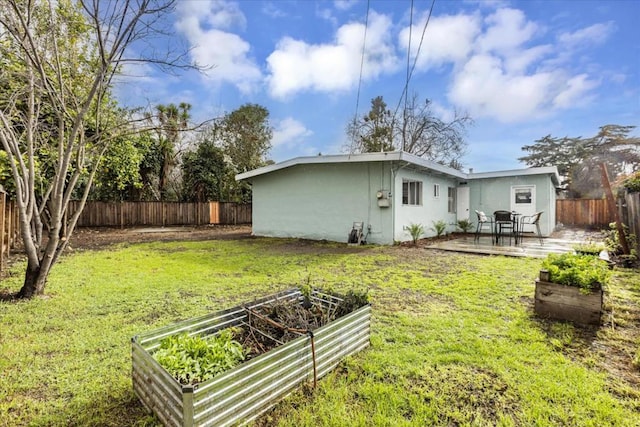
[393,0,436,128]
[349,0,371,154]
[402,0,415,151]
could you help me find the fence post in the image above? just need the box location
[0,190,5,271]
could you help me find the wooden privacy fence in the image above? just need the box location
[556,199,615,228]
[68,201,251,228]
[624,192,640,254]
[0,189,19,272]
[209,202,252,225]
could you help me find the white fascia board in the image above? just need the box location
[468,166,561,187]
[235,151,468,182]
[236,152,403,181]
[235,150,559,185]
[397,151,468,179]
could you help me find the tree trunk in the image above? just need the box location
[17,258,48,299]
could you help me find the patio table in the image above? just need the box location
[494,210,520,245]
[512,212,522,245]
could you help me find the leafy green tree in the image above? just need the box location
[89,131,153,201]
[520,125,640,197]
[146,103,192,201]
[0,0,193,299]
[347,96,395,153]
[211,104,273,202]
[181,138,230,202]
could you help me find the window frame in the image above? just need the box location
[433,184,440,199]
[402,179,423,206]
[447,186,456,213]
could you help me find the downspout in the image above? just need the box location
[367,163,371,235]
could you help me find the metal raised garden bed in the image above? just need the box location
[132,288,371,427]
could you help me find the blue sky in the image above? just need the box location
[114,0,640,172]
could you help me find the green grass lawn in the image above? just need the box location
[1,238,639,426]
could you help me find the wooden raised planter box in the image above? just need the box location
[131,288,371,427]
[534,271,603,325]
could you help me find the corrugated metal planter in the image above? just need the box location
[132,288,371,427]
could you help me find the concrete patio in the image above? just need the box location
[426,228,604,258]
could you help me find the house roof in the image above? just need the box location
[468,167,561,186]
[236,151,561,186]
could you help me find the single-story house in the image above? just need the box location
[236,151,560,245]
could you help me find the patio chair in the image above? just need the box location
[474,210,494,243]
[493,210,515,245]
[519,211,544,245]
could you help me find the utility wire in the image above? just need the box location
[402,0,414,151]
[349,0,371,154]
[393,0,436,126]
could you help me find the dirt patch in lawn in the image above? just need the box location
[67,224,253,249]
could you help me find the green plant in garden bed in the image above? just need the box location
[572,241,605,256]
[541,253,611,292]
[603,222,638,266]
[430,220,447,237]
[456,218,474,233]
[404,222,424,244]
[153,329,245,385]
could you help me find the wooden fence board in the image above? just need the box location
[556,199,614,228]
[626,192,640,254]
[68,201,250,228]
[0,193,19,272]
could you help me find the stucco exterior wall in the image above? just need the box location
[250,162,394,244]
[468,174,557,236]
[393,168,459,241]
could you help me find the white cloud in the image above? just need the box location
[177,0,246,31]
[399,13,481,70]
[334,0,359,11]
[262,2,287,19]
[449,54,555,122]
[477,8,540,54]
[503,44,553,74]
[443,7,599,122]
[552,74,598,108]
[175,0,261,93]
[272,117,314,147]
[558,22,615,49]
[266,11,399,98]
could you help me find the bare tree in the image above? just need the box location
[398,94,472,168]
[347,94,472,169]
[0,0,193,298]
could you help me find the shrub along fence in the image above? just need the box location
[67,201,251,228]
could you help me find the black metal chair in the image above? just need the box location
[493,210,515,245]
[519,211,544,244]
[474,210,494,243]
